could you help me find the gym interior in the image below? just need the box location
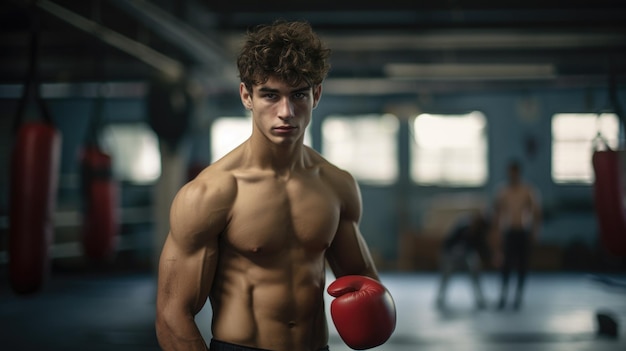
[1,1,625,350]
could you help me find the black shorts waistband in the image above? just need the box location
[209,339,329,351]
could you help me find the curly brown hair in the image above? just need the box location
[237,20,331,92]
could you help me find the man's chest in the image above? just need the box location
[501,189,530,211]
[225,176,341,254]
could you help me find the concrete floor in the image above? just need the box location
[1,270,625,351]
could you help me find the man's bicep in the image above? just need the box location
[158,181,226,314]
[158,232,217,315]
[169,180,228,250]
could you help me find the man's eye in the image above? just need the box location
[294,92,307,99]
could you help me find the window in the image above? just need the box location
[211,116,312,162]
[101,123,161,184]
[211,117,253,162]
[411,111,487,186]
[322,114,399,185]
[552,113,620,184]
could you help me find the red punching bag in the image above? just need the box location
[592,149,626,256]
[9,6,62,294]
[80,145,119,260]
[9,122,61,294]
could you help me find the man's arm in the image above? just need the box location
[528,186,542,242]
[490,189,505,268]
[324,170,396,350]
[155,176,232,351]
[325,170,379,281]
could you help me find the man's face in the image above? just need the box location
[240,76,322,146]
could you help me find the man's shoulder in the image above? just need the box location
[304,147,353,179]
[194,145,249,182]
[169,169,234,246]
[176,165,237,208]
[319,161,357,191]
[302,147,359,197]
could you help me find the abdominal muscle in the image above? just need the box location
[209,249,329,351]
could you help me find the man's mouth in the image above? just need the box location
[274,125,297,132]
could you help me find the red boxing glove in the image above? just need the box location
[327,275,396,350]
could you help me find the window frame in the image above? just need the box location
[551,112,621,184]
[321,113,400,186]
[409,111,488,187]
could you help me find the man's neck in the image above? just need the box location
[244,137,306,175]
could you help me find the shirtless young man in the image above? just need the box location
[492,160,542,310]
[155,20,395,351]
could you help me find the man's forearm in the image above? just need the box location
[156,315,208,351]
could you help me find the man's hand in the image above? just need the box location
[327,275,396,350]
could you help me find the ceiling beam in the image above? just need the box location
[109,0,237,84]
[35,0,184,81]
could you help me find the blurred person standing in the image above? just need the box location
[492,160,542,310]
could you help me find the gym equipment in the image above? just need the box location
[147,79,191,150]
[80,144,119,260]
[9,4,61,294]
[9,123,61,294]
[79,80,119,261]
[78,19,120,262]
[327,275,396,350]
[591,143,626,256]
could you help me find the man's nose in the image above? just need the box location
[277,97,295,120]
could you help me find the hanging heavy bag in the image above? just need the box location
[80,144,119,261]
[9,122,61,294]
[9,6,62,294]
[593,72,626,256]
[78,18,120,262]
[592,148,626,256]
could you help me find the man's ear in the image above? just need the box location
[240,82,252,110]
[312,84,322,109]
